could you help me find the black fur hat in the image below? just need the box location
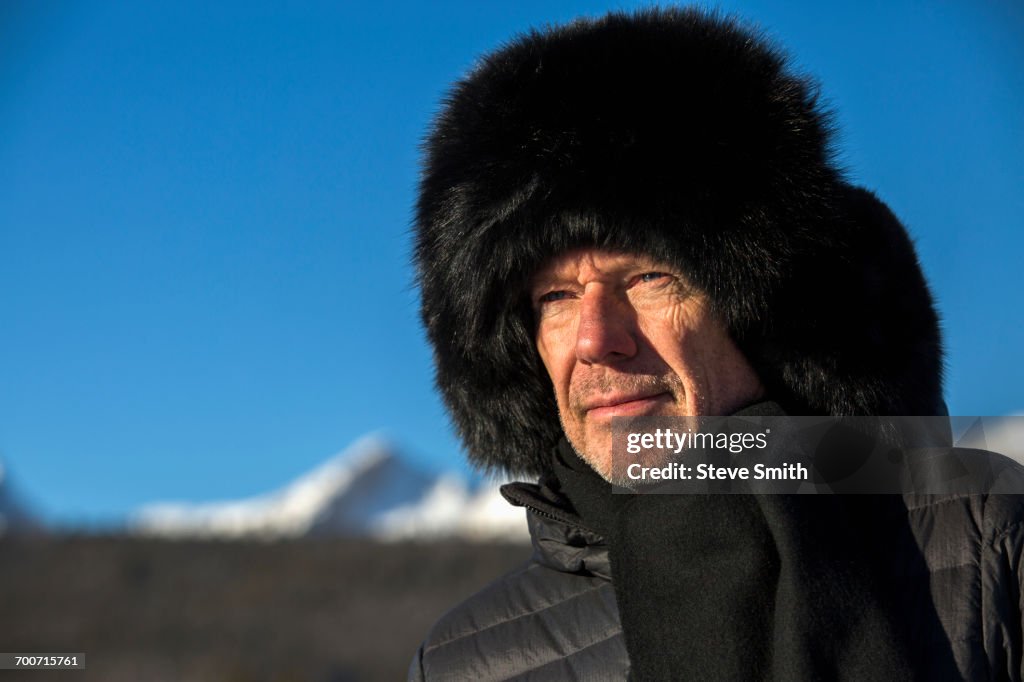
[414,7,944,477]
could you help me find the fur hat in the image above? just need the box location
[414,7,944,477]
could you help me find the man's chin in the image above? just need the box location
[573,436,632,486]
[574,431,611,472]
[575,426,685,487]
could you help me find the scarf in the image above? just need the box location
[550,401,940,680]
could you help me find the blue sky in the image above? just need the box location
[2,1,1022,523]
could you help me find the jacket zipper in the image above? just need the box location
[523,504,593,533]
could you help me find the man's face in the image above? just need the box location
[530,248,765,482]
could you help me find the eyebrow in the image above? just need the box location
[529,273,561,293]
[531,259,674,287]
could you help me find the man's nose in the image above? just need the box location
[575,286,638,364]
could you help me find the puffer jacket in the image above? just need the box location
[409,482,1024,681]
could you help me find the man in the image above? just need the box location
[409,8,1023,680]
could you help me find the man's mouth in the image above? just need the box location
[584,391,673,419]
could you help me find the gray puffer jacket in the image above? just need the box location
[409,482,1024,681]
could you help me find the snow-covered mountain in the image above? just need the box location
[0,460,42,535]
[954,416,1024,463]
[132,435,528,541]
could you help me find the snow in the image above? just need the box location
[954,415,1024,464]
[131,434,528,541]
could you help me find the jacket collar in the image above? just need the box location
[501,481,611,580]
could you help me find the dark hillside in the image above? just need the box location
[0,535,528,681]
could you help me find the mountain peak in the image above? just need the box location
[132,434,527,542]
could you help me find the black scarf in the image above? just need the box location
[551,401,936,681]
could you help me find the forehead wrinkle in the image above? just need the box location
[531,248,667,290]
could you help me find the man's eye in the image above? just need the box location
[639,272,670,283]
[539,290,571,304]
